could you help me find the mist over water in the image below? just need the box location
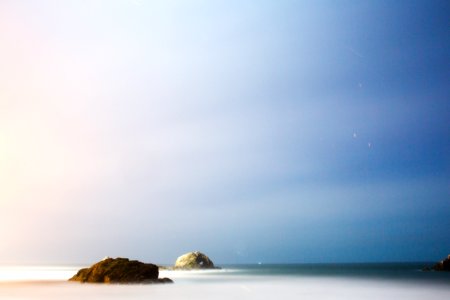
[1,264,449,300]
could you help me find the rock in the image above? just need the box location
[158,277,174,283]
[174,251,216,269]
[432,254,450,271]
[69,257,173,283]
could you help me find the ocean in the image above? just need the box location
[0,263,449,299]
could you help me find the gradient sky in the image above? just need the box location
[0,0,449,265]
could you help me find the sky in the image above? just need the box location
[0,0,449,265]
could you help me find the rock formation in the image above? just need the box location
[174,251,216,269]
[69,257,173,283]
[432,254,450,271]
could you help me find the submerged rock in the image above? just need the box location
[69,257,173,283]
[174,251,216,269]
[432,254,450,271]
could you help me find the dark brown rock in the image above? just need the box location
[158,277,174,283]
[432,254,450,271]
[69,257,171,283]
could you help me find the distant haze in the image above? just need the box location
[0,0,448,265]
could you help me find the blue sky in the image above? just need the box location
[0,0,448,264]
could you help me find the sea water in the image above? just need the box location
[0,263,449,299]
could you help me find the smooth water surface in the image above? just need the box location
[0,263,448,300]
